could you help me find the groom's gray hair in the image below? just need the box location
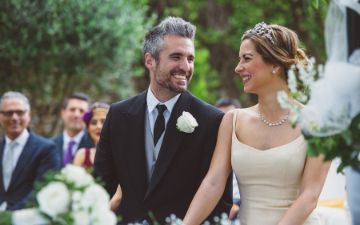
[143,16,196,61]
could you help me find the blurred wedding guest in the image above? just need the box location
[0,91,60,210]
[215,97,242,220]
[72,102,122,211]
[52,93,93,167]
[73,102,109,169]
[215,98,241,113]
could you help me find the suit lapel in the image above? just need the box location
[123,91,148,197]
[146,92,192,197]
[54,134,64,165]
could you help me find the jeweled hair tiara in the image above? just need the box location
[244,22,275,44]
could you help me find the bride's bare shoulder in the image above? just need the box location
[222,105,258,124]
[233,105,258,118]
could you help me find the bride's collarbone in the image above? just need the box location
[237,126,300,150]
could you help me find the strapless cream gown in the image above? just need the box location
[231,110,321,225]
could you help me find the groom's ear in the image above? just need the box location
[144,53,155,70]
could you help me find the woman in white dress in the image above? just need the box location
[183,22,331,225]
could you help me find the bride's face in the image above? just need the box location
[234,39,274,94]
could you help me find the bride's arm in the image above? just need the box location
[183,111,234,225]
[277,155,331,225]
[110,184,122,212]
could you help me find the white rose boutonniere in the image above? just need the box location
[176,111,198,133]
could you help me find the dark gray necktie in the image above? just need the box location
[153,104,167,145]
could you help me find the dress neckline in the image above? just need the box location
[233,135,304,152]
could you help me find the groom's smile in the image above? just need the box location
[149,34,195,98]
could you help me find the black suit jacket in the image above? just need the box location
[52,131,94,167]
[94,91,232,224]
[0,130,61,210]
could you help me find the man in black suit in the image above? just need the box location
[52,93,93,167]
[0,91,60,210]
[94,17,232,224]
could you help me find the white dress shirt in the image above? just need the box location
[146,88,180,135]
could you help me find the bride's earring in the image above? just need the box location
[272,66,279,75]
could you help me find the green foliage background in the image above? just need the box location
[0,0,329,136]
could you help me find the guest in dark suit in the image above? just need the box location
[52,93,93,167]
[0,91,60,210]
[93,17,232,224]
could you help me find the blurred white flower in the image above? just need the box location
[12,208,48,225]
[37,182,70,218]
[298,57,317,87]
[61,165,94,188]
[71,191,83,212]
[301,61,360,136]
[72,210,91,225]
[165,214,183,225]
[176,111,198,133]
[287,67,298,93]
[277,91,301,127]
[10,165,118,225]
[81,184,110,210]
[91,205,117,225]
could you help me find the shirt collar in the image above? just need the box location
[5,128,30,147]
[63,129,85,144]
[146,88,181,114]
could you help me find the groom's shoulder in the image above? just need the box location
[189,93,223,118]
[110,90,146,110]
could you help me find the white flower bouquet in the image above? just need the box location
[1,165,117,225]
[277,56,360,172]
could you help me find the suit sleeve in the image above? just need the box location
[93,106,118,196]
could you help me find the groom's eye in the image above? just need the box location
[170,53,182,60]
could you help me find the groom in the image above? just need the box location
[93,17,232,224]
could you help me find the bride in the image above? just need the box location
[183,22,330,225]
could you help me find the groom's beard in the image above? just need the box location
[153,65,193,94]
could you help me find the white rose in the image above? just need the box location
[12,208,49,225]
[72,191,83,212]
[72,210,91,225]
[72,191,83,202]
[36,182,70,218]
[91,205,117,225]
[61,165,94,188]
[81,184,110,210]
[176,111,198,133]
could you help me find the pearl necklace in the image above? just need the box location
[259,111,289,127]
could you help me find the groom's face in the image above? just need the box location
[149,34,195,95]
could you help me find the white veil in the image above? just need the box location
[301,0,360,137]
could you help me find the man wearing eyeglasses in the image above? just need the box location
[0,91,60,210]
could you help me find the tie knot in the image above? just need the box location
[8,141,18,149]
[68,140,76,147]
[156,104,167,115]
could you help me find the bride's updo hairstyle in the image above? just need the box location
[241,22,309,78]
